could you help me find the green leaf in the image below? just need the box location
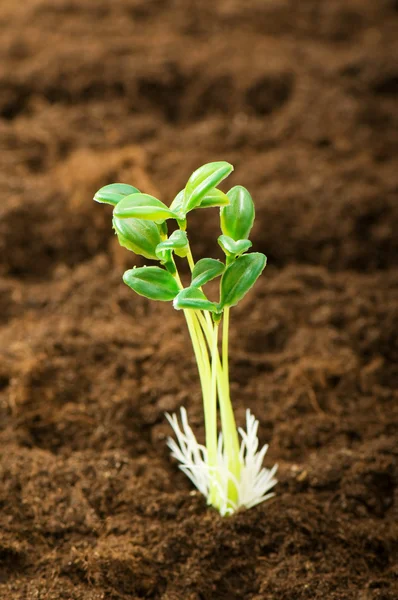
[113,217,162,260]
[114,193,177,222]
[199,188,230,209]
[94,183,140,206]
[220,253,267,308]
[221,186,255,241]
[191,258,225,288]
[173,287,218,312]
[169,189,184,215]
[156,230,189,259]
[123,266,180,301]
[218,235,252,257]
[183,161,234,213]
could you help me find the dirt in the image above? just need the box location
[0,0,397,598]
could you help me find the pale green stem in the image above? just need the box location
[220,308,241,496]
[194,308,241,506]
[190,311,217,468]
[173,269,219,505]
[173,272,210,410]
[181,245,240,508]
[186,247,195,272]
[186,245,213,329]
[207,320,220,506]
[222,307,230,387]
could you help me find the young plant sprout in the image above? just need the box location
[94,162,277,516]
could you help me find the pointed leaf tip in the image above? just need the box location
[94,183,140,206]
[114,193,177,222]
[221,185,255,241]
[191,258,225,288]
[220,253,267,308]
[183,161,234,213]
[173,287,219,312]
[199,188,230,209]
[123,266,180,301]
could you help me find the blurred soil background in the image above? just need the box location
[0,1,397,599]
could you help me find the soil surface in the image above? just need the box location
[1,1,397,599]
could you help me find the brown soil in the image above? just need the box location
[1,1,397,599]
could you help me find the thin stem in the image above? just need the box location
[208,320,219,506]
[222,307,230,386]
[186,245,213,330]
[173,268,220,506]
[186,247,195,272]
[194,308,241,503]
[211,322,219,430]
[173,272,210,404]
[176,246,240,508]
[218,308,241,504]
[191,312,217,465]
[195,310,214,347]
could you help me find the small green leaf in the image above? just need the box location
[221,186,255,241]
[199,188,230,209]
[191,258,225,288]
[173,287,218,312]
[113,217,162,260]
[156,230,189,259]
[123,266,180,301]
[218,235,252,257]
[183,161,233,213]
[94,183,140,206]
[114,193,177,222]
[220,253,267,308]
[167,189,188,229]
[169,189,184,216]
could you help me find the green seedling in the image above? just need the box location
[94,162,277,515]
